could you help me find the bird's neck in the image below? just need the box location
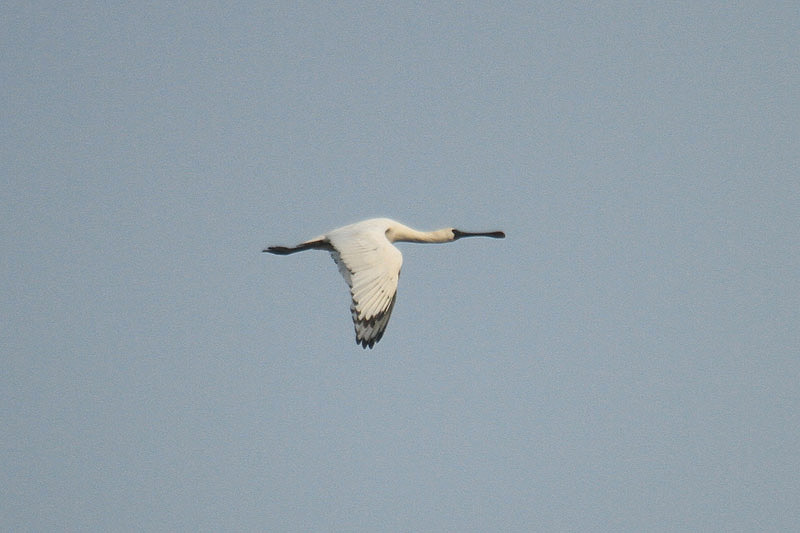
[388,226,454,244]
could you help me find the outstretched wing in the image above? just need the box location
[327,228,402,348]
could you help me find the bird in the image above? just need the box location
[263,217,505,348]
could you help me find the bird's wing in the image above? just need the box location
[327,229,402,348]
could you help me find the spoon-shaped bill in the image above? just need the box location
[452,229,505,239]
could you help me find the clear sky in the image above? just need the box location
[3,2,799,531]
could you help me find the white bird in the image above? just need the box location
[263,217,505,348]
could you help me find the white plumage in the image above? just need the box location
[264,218,505,348]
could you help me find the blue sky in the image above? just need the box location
[3,2,799,530]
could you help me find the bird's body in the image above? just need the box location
[264,218,505,348]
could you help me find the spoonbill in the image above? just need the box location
[263,218,505,348]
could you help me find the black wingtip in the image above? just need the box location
[364,338,377,349]
[357,338,376,349]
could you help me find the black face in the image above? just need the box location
[452,229,506,240]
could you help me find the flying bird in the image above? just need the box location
[263,217,505,348]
